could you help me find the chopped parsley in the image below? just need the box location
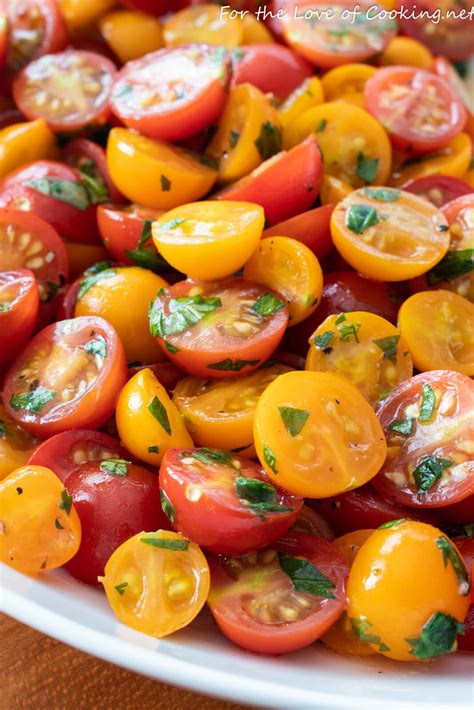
[84,334,107,358]
[207,358,260,371]
[427,249,474,286]
[149,294,222,338]
[140,535,189,551]
[406,612,464,660]
[27,178,90,211]
[147,396,172,436]
[160,489,175,523]
[378,518,408,529]
[387,418,414,435]
[99,459,130,477]
[59,490,73,516]
[356,153,379,183]
[182,448,238,470]
[436,536,470,595]
[252,293,285,316]
[229,130,240,148]
[263,444,278,474]
[78,268,116,299]
[235,477,293,519]
[351,618,390,652]
[412,456,452,493]
[346,204,379,234]
[254,122,281,161]
[315,118,327,133]
[155,217,186,232]
[278,406,310,437]
[363,187,400,202]
[160,175,171,191]
[279,554,336,599]
[10,386,56,414]
[372,335,400,364]
[419,384,436,422]
[148,445,160,454]
[314,331,334,351]
[164,341,179,354]
[114,582,128,595]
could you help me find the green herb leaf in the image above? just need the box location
[182,448,238,470]
[114,582,128,595]
[419,383,436,422]
[363,187,400,202]
[347,204,379,234]
[278,406,310,437]
[316,118,327,133]
[164,341,179,354]
[232,48,244,63]
[235,476,293,518]
[373,335,400,364]
[45,279,62,302]
[137,219,152,248]
[263,444,278,474]
[148,445,160,454]
[427,249,474,286]
[10,386,56,414]
[406,612,464,660]
[378,518,409,529]
[99,459,130,477]
[388,418,414,435]
[160,174,171,191]
[413,456,452,493]
[252,293,285,316]
[335,314,346,325]
[147,396,172,436]
[77,268,116,299]
[125,245,170,273]
[314,331,334,350]
[27,178,90,211]
[229,130,240,148]
[84,334,107,358]
[338,320,361,343]
[443,523,474,539]
[0,303,11,312]
[0,420,8,439]
[54,517,64,530]
[113,83,132,98]
[140,536,189,551]
[351,618,390,652]
[84,260,112,276]
[59,490,73,516]
[155,217,186,232]
[198,154,219,169]
[254,122,281,161]
[160,489,175,523]
[356,153,379,183]
[80,171,109,204]
[436,536,470,595]
[279,553,336,599]
[149,294,222,338]
[207,358,260,372]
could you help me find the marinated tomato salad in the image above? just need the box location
[0,0,474,665]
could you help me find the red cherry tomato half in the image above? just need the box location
[457,604,474,653]
[373,370,474,508]
[262,204,334,261]
[308,484,439,537]
[122,0,176,15]
[12,50,116,132]
[438,496,474,526]
[150,277,289,379]
[5,0,67,73]
[27,429,132,484]
[231,43,312,100]
[109,45,230,142]
[207,531,348,654]
[213,136,323,226]
[97,202,165,264]
[0,161,101,245]
[0,269,39,367]
[402,175,473,208]
[432,56,474,131]
[63,138,124,205]
[65,459,167,585]
[3,316,127,437]
[291,504,335,540]
[364,66,467,153]
[0,208,69,308]
[159,447,303,554]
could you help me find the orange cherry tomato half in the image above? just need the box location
[320,63,377,105]
[0,269,39,367]
[378,36,433,69]
[2,316,127,437]
[98,9,163,64]
[0,403,39,481]
[109,45,230,142]
[163,4,243,48]
[330,187,450,281]
[278,76,324,129]
[0,118,58,180]
[389,133,473,188]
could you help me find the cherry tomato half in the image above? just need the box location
[231,43,312,100]
[0,402,39,481]
[63,138,124,205]
[97,202,165,266]
[5,0,67,73]
[0,269,39,367]
[262,204,334,262]
[402,175,473,208]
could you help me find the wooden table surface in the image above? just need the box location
[0,613,253,710]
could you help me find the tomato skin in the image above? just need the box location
[457,604,474,653]
[0,118,59,180]
[231,44,312,99]
[97,203,164,264]
[159,448,303,554]
[121,0,176,14]
[128,360,185,394]
[63,138,124,205]
[438,496,474,526]
[5,0,67,73]
[308,484,440,537]
[0,269,39,367]
[262,204,334,261]
[214,136,323,226]
[0,160,101,245]
[207,532,349,655]
[0,402,39,481]
[27,430,132,485]
[64,460,167,585]
[402,175,473,208]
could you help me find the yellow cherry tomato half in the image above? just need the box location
[206,83,282,184]
[389,133,472,188]
[0,403,39,481]
[163,4,243,49]
[398,290,474,375]
[74,266,168,365]
[347,521,470,661]
[0,465,81,573]
[278,76,325,129]
[152,201,264,280]
[330,187,450,281]
[283,102,392,188]
[319,175,353,205]
[106,127,217,210]
[253,370,387,498]
[241,14,274,44]
[116,368,193,466]
[320,64,377,104]
[306,312,413,405]
[100,529,210,638]
[379,37,433,69]
[98,10,163,64]
[464,169,474,189]
[0,119,58,180]
[322,529,377,657]
[172,363,292,456]
[243,236,323,326]
[58,0,116,31]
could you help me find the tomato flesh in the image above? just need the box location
[0,268,39,367]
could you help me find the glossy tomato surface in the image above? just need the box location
[0,269,39,367]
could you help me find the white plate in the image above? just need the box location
[1,563,473,709]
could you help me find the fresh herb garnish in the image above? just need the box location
[147,396,172,436]
[99,459,130,477]
[314,331,334,351]
[351,618,390,652]
[406,612,464,660]
[182,448,238,470]
[84,334,107,358]
[436,536,470,595]
[80,171,109,204]
[427,249,474,286]
[316,118,327,133]
[235,477,292,518]
[0,420,8,439]
[388,418,414,435]
[254,122,281,160]
[229,130,240,148]
[148,445,160,454]
[149,294,222,338]
[160,489,175,523]
[338,319,361,343]
[252,293,285,316]
[59,490,73,516]
[263,444,278,474]
[442,523,474,539]
[279,553,336,599]
[78,268,116,299]
[54,517,64,530]
[164,341,179,354]
[372,335,400,364]
[278,406,310,437]
[378,518,408,529]
[207,358,260,371]
[155,217,186,232]
[412,456,452,493]
[160,175,171,192]
[114,582,128,595]
[27,178,90,211]
[356,153,379,183]
[347,204,379,234]
[125,245,170,273]
[10,386,56,413]
[140,536,189,551]
[363,187,400,202]
[419,384,436,422]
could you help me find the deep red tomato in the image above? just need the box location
[2,316,127,436]
[0,208,69,311]
[438,496,474,526]
[207,531,349,654]
[27,429,132,484]
[122,0,176,14]
[291,504,335,540]
[63,138,124,205]
[374,370,474,508]
[127,360,185,393]
[402,176,473,209]
[12,50,116,132]
[97,203,166,266]
[213,136,323,226]
[285,270,400,358]
[432,56,474,139]
[159,447,303,554]
[307,484,439,537]
[0,2,7,69]
[150,277,289,379]
[0,161,101,245]
[109,45,230,142]
[5,0,67,73]
[262,204,334,261]
[457,604,474,653]
[65,459,167,585]
[364,66,467,153]
[231,43,312,99]
[0,269,39,367]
